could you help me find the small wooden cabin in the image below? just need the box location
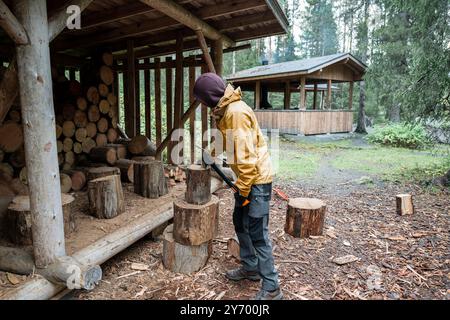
[227,53,367,135]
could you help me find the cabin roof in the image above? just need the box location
[227,53,367,82]
[0,0,288,59]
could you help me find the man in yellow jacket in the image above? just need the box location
[194,73,282,300]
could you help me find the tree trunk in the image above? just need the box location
[162,224,212,274]
[88,175,124,219]
[355,81,368,133]
[185,165,211,205]
[133,160,168,199]
[388,104,401,122]
[173,196,219,246]
[285,198,326,238]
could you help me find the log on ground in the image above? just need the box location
[285,198,326,238]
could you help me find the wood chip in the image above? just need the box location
[131,263,150,271]
[116,271,141,279]
[6,273,20,285]
[332,255,360,265]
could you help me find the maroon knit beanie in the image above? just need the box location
[193,73,227,108]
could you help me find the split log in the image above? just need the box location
[77,97,87,111]
[5,194,75,245]
[100,66,114,86]
[173,196,219,246]
[227,237,240,261]
[133,160,168,199]
[87,86,100,104]
[60,173,72,193]
[74,110,88,128]
[396,194,414,216]
[87,166,120,181]
[285,198,326,238]
[102,52,114,66]
[97,117,108,133]
[185,165,211,205]
[95,134,107,148]
[107,128,118,143]
[115,159,135,183]
[88,175,124,219]
[99,100,110,114]
[87,105,100,122]
[128,135,156,156]
[73,142,83,154]
[98,84,109,98]
[55,125,63,139]
[0,122,23,152]
[89,146,117,165]
[75,127,87,143]
[62,121,75,138]
[86,122,97,138]
[107,144,127,159]
[81,137,96,154]
[162,224,212,274]
[10,148,26,168]
[62,103,76,121]
[63,137,73,152]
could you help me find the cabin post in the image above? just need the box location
[144,57,152,139]
[213,39,223,76]
[196,30,215,73]
[299,77,306,110]
[13,0,65,267]
[166,56,173,163]
[284,81,291,110]
[313,83,318,110]
[327,79,332,109]
[126,39,136,137]
[255,81,261,109]
[173,32,184,163]
[348,81,354,110]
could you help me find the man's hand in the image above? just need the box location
[234,192,250,207]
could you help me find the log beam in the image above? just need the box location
[13,0,65,268]
[196,30,215,73]
[139,0,234,48]
[0,0,28,45]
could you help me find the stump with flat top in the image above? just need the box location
[87,166,120,181]
[173,196,219,246]
[162,224,212,274]
[5,194,75,245]
[133,160,168,199]
[185,165,211,205]
[285,198,326,238]
[88,175,124,219]
[396,194,414,216]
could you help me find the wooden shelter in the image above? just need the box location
[0,0,288,300]
[227,53,367,135]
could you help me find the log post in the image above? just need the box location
[173,195,219,246]
[0,0,28,45]
[185,165,211,205]
[285,198,326,238]
[133,160,168,199]
[349,81,354,110]
[284,81,291,110]
[255,81,261,110]
[88,175,124,219]
[396,194,414,216]
[162,224,212,274]
[299,77,306,110]
[13,0,66,267]
[196,30,215,74]
[125,39,136,137]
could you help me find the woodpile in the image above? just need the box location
[163,166,216,274]
[285,198,327,238]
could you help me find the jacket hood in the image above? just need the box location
[193,73,227,108]
[212,84,243,120]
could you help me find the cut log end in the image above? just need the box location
[185,165,211,205]
[285,198,326,238]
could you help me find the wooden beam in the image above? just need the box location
[126,40,136,137]
[166,56,173,163]
[135,63,141,135]
[349,81,354,110]
[48,0,94,41]
[327,79,332,109]
[313,83,318,110]
[213,39,223,76]
[196,30,215,73]
[255,81,261,109]
[189,65,196,164]
[299,77,306,110]
[201,64,208,151]
[13,0,65,267]
[155,58,162,146]
[156,100,201,159]
[284,81,290,110]
[144,58,151,139]
[173,32,184,163]
[139,0,234,48]
[0,0,28,45]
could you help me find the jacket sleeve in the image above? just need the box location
[227,110,258,197]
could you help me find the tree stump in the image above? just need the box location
[87,175,124,219]
[162,224,212,274]
[185,165,211,205]
[87,166,120,181]
[5,194,75,245]
[133,160,168,199]
[285,198,326,238]
[173,196,219,246]
[115,159,135,183]
[396,194,414,216]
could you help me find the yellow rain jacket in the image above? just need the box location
[211,84,273,197]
